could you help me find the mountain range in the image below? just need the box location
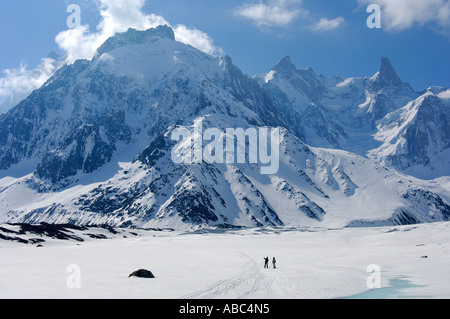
[0,25,449,230]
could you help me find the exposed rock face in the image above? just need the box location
[1,27,449,230]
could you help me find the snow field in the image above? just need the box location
[1,222,449,299]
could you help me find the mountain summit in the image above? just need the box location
[94,25,175,59]
[370,57,413,92]
[0,26,449,230]
[272,56,297,74]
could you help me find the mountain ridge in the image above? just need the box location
[0,26,449,230]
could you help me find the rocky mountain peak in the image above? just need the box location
[370,57,412,91]
[93,25,175,59]
[273,56,296,74]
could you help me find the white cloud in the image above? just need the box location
[310,17,345,32]
[174,25,224,56]
[0,0,222,112]
[55,25,101,64]
[358,0,450,31]
[0,56,64,113]
[235,0,305,27]
[235,0,344,32]
[55,0,222,63]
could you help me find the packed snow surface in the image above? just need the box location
[1,222,449,299]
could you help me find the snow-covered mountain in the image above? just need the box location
[258,55,450,179]
[0,26,278,184]
[258,56,415,149]
[370,87,450,179]
[0,25,449,230]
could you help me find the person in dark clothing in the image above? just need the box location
[264,257,269,269]
[272,257,277,269]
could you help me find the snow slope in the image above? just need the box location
[2,124,449,229]
[369,87,450,179]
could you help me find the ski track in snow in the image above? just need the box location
[182,253,275,299]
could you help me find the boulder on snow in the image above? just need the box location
[128,269,155,278]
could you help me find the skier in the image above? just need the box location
[264,257,269,269]
[272,257,277,269]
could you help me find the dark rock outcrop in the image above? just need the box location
[129,269,155,279]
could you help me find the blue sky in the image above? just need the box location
[1,0,449,107]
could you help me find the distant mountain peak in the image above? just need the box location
[93,25,175,59]
[370,57,411,91]
[273,56,296,73]
[380,57,401,82]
